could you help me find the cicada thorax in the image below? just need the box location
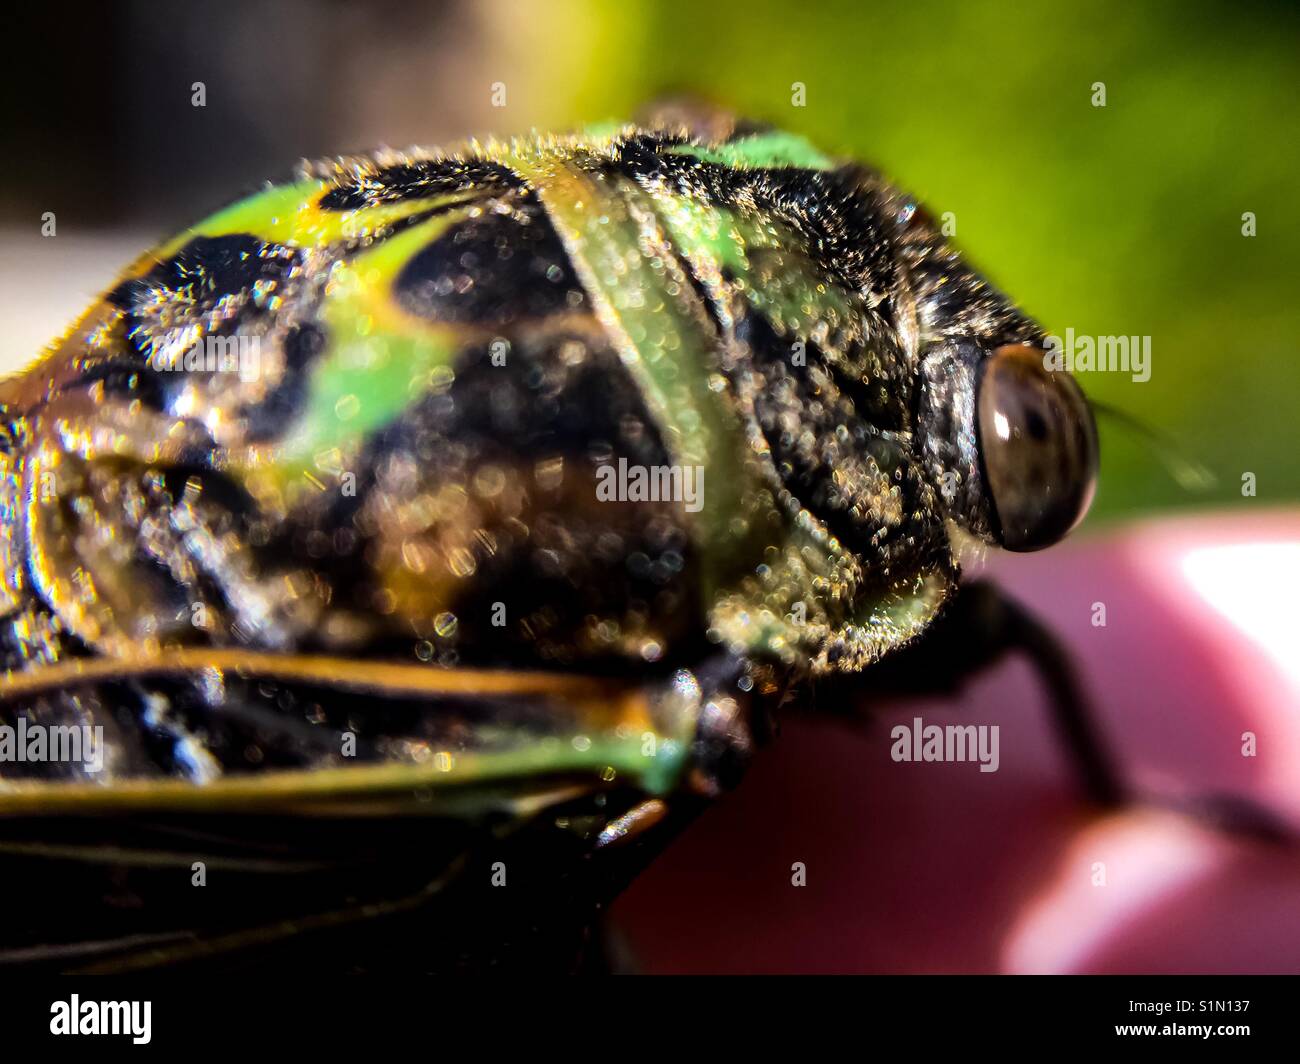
[586,135,960,669]
[0,125,1000,804]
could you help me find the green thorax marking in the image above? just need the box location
[501,137,776,597]
[663,130,837,171]
[271,212,466,483]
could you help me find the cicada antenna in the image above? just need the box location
[1088,399,1216,493]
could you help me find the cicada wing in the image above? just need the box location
[0,653,701,971]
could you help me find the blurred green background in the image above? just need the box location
[3,0,1296,526]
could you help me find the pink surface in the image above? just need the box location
[610,509,1300,973]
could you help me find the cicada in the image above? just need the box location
[0,108,1099,971]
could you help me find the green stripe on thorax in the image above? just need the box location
[236,209,471,507]
[663,130,837,171]
[499,136,775,598]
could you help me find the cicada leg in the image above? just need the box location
[818,580,1292,843]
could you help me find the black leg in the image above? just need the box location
[964,582,1129,809]
[817,580,1293,842]
[813,580,1126,808]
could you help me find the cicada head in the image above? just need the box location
[899,201,1099,552]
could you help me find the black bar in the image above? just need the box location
[0,975,1291,1051]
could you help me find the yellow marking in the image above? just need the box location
[0,648,631,704]
[0,764,594,815]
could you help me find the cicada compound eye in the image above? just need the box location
[976,343,1098,552]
